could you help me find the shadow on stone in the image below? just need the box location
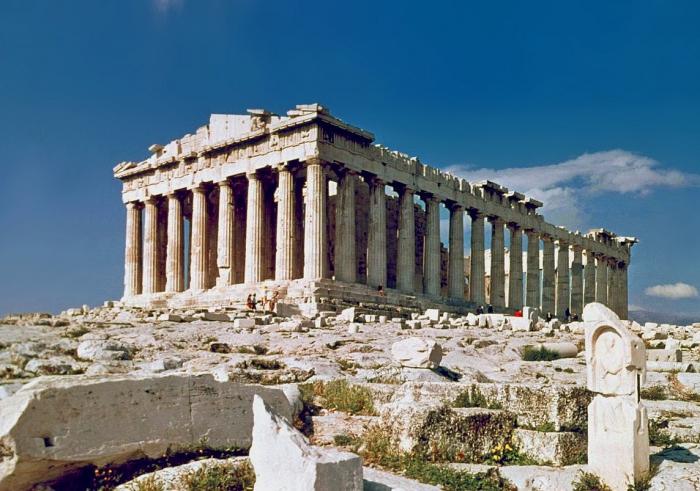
[652,445,700,464]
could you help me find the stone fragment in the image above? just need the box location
[234,318,256,329]
[647,361,697,373]
[511,428,586,466]
[363,467,440,490]
[202,312,230,322]
[647,349,682,362]
[250,394,362,491]
[390,337,442,369]
[347,323,360,334]
[509,316,534,332]
[76,339,131,361]
[338,307,357,322]
[0,374,292,491]
[582,302,620,323]
[157,313,183,322]
[424,309,440,322]
[24,357,84,376]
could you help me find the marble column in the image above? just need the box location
[396,186,416,293]
[583,250,596,306]
[619,262,629,319]
[334,170,356,283]
[541,236,555,315]
[245,172,265,284]
[367,177,387,288]
[507,224,523,310]
[448,204,465,300]
[216,180,234,286]
[489,216,505,308]
[469,211,486,305]
[556,240,570,317]
[608,260,619,315]
[570,246,584,316]
[123,201,142,297]
[189,184,208,290]
[303,160,328,279]
[423,196,441,296]
[165,192,184,293]
[142,197,159,294]
[525,230,540,308]
[276,164,296,281]
[595,254,608,305]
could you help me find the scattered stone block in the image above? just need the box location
[234,318,256,329]
[647,349,682,362]
[76,339,131,361]
[424,309,440,321]
[157,313,183,322]
[250,395,363,491]
[363,467,440,490]
[511,428,586,466]
[209,342,231,354]
[338,307,357,322]
[509,317,534,332]
[0,374,292,491]
[391,337,442,369]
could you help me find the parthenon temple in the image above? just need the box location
[114,104,637,318]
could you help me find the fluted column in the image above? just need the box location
[595,254,608,305]
[619,262,629,319]
[245,172,265,284]
[334,170,356,283]
[489,216,505,308]
[216,180,234,286]
[190,184,208,290]
[525,230,540,307]
[541,236,555,315]
[166,193,184,292]
[276,165,296,281]
[583,250,596,306]
[570,246,583,316]
[303,160,328,279]
[367,177,387,288]
[508,223,523,310]
[423,195,441,296]
[397,186,416,293]
[124,201,142,297]
[555,240,570,317]
[448,204,465,300]
[608,259,619,315]
[142,197,159,294]
[469,210,486,305]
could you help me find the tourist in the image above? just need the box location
[269,291,279,312]
[514,309,522,317]
[377,285,385,297]
[487,304,494,314]
[476,305,484,315]
[251,293,257,310]
[565,307,571,322]
[245,294,254,310]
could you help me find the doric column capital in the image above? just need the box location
[488,215,505,226]
[126,200,141,210]
[364,173,386,187]
[189,182,207,193]
[507,221,522,231]
[446,201,463,212]
[468,208,484,220]
[217,178,231,188]
[144,195,159,204]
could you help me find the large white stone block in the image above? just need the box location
[0,374,292,491]
[588,395,649,491]
[250,395,363,491]
[391,337,442,369]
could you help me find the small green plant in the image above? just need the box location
[572,471,612,491]
[179,460,255,491]
[235,345,268,355]
[333,434,360,447]
[640,386,667,401]
[314,380,376,415]
[648,420,680,447]
[453,388,502,410]
[128,474,165,491]
[336,358,360,374]
[521,346,561,362]
[484,442,540,466]
[627,462,659,491]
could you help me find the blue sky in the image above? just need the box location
[1,0,699,316]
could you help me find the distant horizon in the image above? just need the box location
[1,1,699,317]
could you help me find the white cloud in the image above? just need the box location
[645,283,699,299]
[444,150,700,229]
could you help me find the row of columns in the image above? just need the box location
[123,160,628,318]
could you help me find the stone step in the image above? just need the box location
[311,413,379,446]
[512,429,586,466]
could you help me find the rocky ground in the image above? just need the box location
[1,302,700,490]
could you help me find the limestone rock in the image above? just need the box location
[76,339,131,361]
[647,349,682,362]
[234,318,255,329]
[249,394,363,491]
[363,467,440,490]
[390,337,442,369]
[0,374,292,491]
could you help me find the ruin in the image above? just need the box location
[114,104,637,317]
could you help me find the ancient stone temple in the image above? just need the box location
[114,104,636,317]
